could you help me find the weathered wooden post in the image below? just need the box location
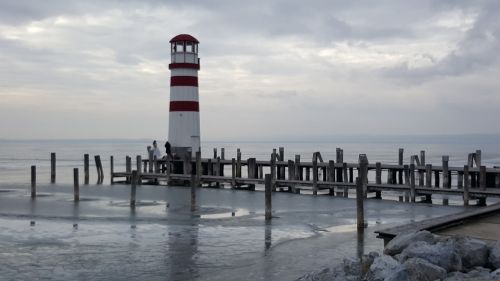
[375,162,382,199]
[270,152,277,192]
[236,148,242,178]
[221,148,225,160]
[328,160,335,196]
[265,174,272,221]
[73,168,79,202]
[110,156,114,184]
[358,154,368,198]
[476,150,482,167]
[247,158,256,191]
[312,153,318,195]
[410,164,416,203]
[305,166,310,181]
[343,162,348,197]
[31,165,36,198]
[231,158,236,188]
[356,177,365,230]
[50,152,56,184]
[419,151,426,187]
[496,169,500,188]
[404,165,410,202]
[95,155,104,184]
[147,146,153,173]
[434,170,440,188]
[279,147,285,180]
[443,156,449,205]
[136,155,142,185]
[125,156,131,184]
[295,155,301,181]
[130,170,137,207]
[258,164,263,179]
[463,165,470,206]
[457,172,463,189]
[425,164,432,187]
[349,167,354,183]
[213,148,217,159]
[336,148,343,182]
[478,165,487,206]
[84,154,89,185]
[398,148,404,184]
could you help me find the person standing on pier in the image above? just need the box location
[152,140,162,159]
[165,141,172,159]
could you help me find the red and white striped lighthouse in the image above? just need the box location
[168,34,201,158]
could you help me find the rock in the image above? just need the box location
[399,240,462,272]
[443,267,491,280]
[492,268,500,277]
[451,236,489,269]
[403,257,447,281]
[489,242,500,269]
[384,230,435,256]
[367,255,410,281]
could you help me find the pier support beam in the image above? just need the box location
[356,177,365,230]
[84,154,89,185]
[50,152,56,184]
[31,165,36,198]
[265,174,272,221]
[73,168,79,202]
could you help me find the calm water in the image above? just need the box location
[0,137,499,280]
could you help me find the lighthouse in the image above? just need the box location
[168,34,201,158]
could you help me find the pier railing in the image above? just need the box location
[110,148,500,206]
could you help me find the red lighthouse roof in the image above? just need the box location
[170,34,199,43]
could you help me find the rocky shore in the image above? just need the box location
[296,231,500,281]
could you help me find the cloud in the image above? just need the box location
[0,0,499,139]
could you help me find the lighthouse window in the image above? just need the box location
[175,42,184,52]
[186,42,194,53]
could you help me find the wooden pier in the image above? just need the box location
[110,148,500,206]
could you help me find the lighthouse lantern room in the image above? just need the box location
[168,34,201,159]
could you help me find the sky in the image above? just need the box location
[0,0,499,141]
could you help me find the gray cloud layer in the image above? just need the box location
[0,0,498,139]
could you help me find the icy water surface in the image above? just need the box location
[0,182,467,281]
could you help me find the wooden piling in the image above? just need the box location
[358,154,368,198]
[463,165,470,206]
[496,171,500,188]
[425,164,432,187]
[50,152,56,184]
[410,164,416,203]
[130,170,137,207]
[434,170,440,188]
[398,148,404,184]
[31,165,36,198]
[312,153,318,195]
[478,165,487,206]
[110,156,114,184]
[95,155,104,184]
[73,168,79,202]
[375,162,382,199]
[231,158,236,188]
[343,162,348,197]
[125,156,131,184]
[213,148,217,159]
[442,156,449,205]
[295,155,301,181]
[221,148,225,160]
[336,148,343,182]
[279,147,285,180]
[404,165,409,202]
[215,157,221,187]
[476,150,482,167]
[265,174,272,221]
[328,160,335,195]
[84,154,89,185]
[349,167,354,183]
[236,149,242,178]
[356,177,365,230]
[305,167,310,181]
[248,158,256,190]
[136,155,142,185]
[147,146,153,173]
[270,152,277,191]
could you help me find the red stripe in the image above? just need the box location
[170,101,199,112]
[171,76,198,87]
[169,63,200,70]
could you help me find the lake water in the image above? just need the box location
[0,136,499,280]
